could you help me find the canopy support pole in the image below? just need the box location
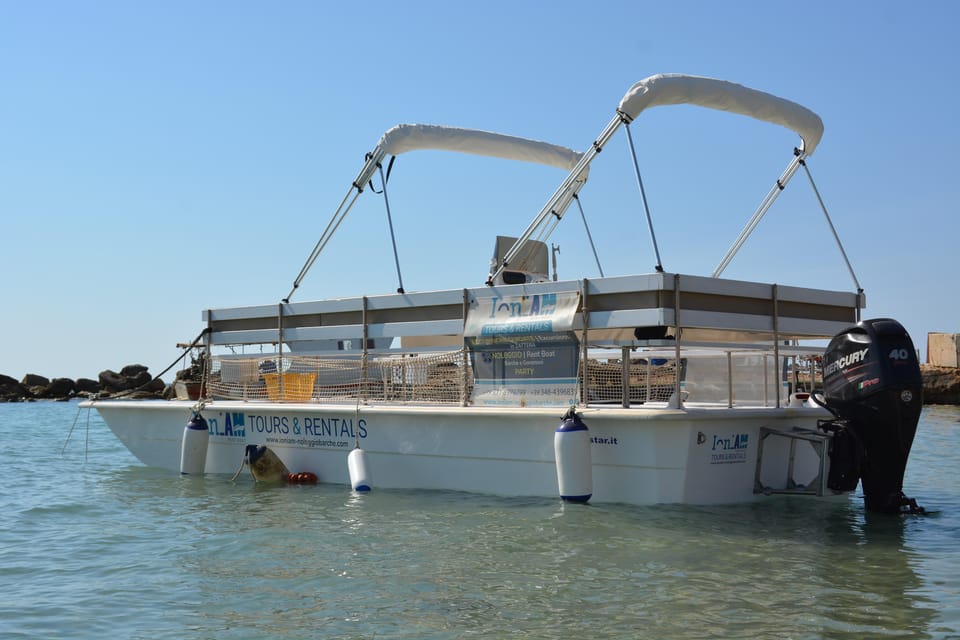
[799,159,862,294]
[289,125,585,298]
[491,114,621,284]
[379,163,405,294]
[573,194,604,277]
[284,187,363,302]
[712,150,805,278]
[624,121,663,272]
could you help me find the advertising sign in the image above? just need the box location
[465,291,581,407]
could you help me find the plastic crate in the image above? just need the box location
[263,372,316,402]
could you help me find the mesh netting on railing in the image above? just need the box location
[583,356,679,404]
[206,351,469,405]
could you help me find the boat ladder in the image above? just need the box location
[753,427,832,497]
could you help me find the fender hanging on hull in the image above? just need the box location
[179,413,209,475]
[554,408,592,503]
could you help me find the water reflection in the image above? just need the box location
[47,405,960,639]
[541,497,941,638]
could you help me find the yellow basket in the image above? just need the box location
[263,372,316,402]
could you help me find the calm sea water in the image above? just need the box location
[2,402,958,639]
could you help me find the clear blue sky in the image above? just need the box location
[2,1,958,381]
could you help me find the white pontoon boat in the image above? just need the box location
[82,74,924,513]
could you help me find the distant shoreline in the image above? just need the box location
[3,364,958,404]
[0,365,168,402]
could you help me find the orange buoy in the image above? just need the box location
[286,471,318,484]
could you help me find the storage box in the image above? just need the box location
[220,360,260,384]
[174,380,204,401]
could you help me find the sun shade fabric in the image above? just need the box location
[618,74,824,155]
[377,124,585,171]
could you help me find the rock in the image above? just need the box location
[75,378,100,394]
[120,364,149,378]
[97,365,165,398]
[130,370,154,389]
[920,365,960,404]
[21,373,49,387]
[144,377,166,393]
[31,377,76,400]
[0,374,29,402]
[1,365,165,401]
[99,369,132,392]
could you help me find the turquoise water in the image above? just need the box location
[2,402,959,639]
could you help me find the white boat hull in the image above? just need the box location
[85,399,839,506]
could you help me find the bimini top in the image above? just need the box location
[377,124,584,170]
[287,124,589,301]
[353,124,587,191]
[618,73,824,154]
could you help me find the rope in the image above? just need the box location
[61,404,94,461]
[61,405,83,456]
[95,328,209,400]
[368,155,396,193]
[353,381,363,450]
[154,328,209,382]
[230,447,249,482]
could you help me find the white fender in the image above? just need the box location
[554,411,592,502]
[179,414,209,475]
[348,447,371,492]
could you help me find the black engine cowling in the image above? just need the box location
[820,318,924,513]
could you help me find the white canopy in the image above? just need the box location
[618,74,824,155]
[289,124,588,301]
[353,124,586,191]
[379,124,584,170]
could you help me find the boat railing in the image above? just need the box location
[200,272,857,407]
[206,350,469,405]
[583,352,680,405]
[203,343,820,409]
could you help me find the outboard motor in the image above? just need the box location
[820,318,924,514]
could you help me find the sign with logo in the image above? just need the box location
[464,291,580,337]
[466,292,581,407]
[708,432,750,464]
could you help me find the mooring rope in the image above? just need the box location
[353,391,363,450]
[94,328,210,401]
[61,405,83,456]
[230,448,249,482]
[61,403,94,461]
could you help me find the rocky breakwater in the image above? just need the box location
[0,365,167,402]
[920,365,960,405]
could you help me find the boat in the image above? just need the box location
[82,74,925,513]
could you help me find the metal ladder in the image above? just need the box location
[754,427,832,496]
